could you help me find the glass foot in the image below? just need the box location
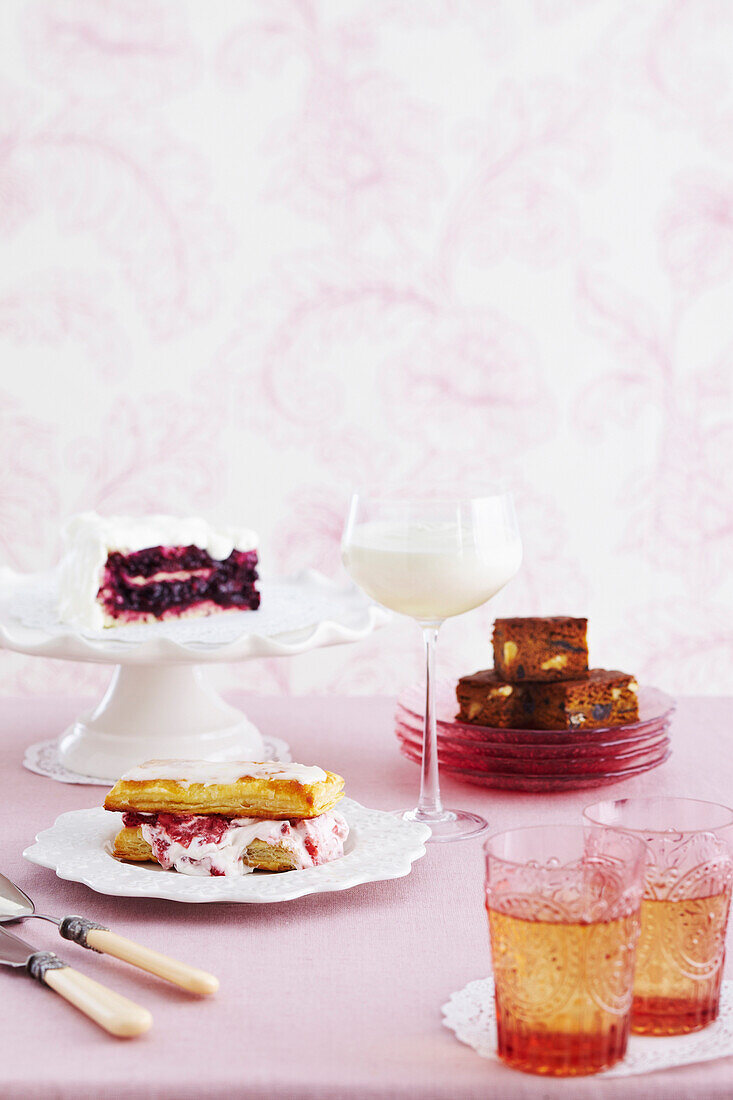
[392,807,489,842]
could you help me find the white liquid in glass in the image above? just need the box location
[342,520,521,621]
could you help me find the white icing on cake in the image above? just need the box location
[120,759,328,786]
[57,512,259,630]
[140,811,349,877]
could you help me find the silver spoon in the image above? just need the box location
[0,872,218,994]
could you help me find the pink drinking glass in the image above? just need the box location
[484,824,647,1076]
[584,797,733,1035]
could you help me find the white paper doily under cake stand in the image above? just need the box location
[0,566,388,780]
[23,734,292,787]
[442,975,733,1078]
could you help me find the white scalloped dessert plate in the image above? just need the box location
[0,567,389,663]
[23,799,431,903]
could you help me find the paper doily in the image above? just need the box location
[23,735,292,787]
[442,976,733,1077]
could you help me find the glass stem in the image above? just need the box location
[417,624,444,820]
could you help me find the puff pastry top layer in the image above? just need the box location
[104,759,345,818]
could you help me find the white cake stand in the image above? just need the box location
[0,567,388,779]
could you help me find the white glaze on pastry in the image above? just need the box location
[57,512,259,630]
[120,759,328,786]
[140,811,349,876]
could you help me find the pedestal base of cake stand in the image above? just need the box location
[57,665,264,780]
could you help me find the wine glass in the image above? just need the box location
[341,493,521,841]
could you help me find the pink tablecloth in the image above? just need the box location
[0,693,731,1099]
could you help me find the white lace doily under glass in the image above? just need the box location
[442,976,733,1078]
[23,735,292,786]
[23,799,431,904]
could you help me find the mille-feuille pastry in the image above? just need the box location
[105,760,348,877]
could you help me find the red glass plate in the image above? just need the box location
[396,738,672,791]
[394,717,669,761]
[395,713,670,759]
[397,679,675,745]
[395,723,670,776]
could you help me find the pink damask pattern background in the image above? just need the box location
[0,0,731,697]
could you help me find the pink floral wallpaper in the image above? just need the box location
[0,0,731,697]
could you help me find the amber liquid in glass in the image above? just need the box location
[488,907,638,1076]
[632,889,732,1035]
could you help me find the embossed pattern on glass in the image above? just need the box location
[584,797,733,1035]
[484,825,646,1076]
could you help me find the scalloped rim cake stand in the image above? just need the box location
[23,799,431,904]
[0,567,389,780]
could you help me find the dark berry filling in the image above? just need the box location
[100,545,260,619]
[108,545,216,578]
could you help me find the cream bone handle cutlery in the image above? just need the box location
[0,873,218,995]
[59,915,219,995]
[0,925,151,1037]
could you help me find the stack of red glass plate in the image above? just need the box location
[395,680,675,792]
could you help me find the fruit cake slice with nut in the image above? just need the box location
[456,669,519,727]
[456,668,639,730]
[515,669,639,730]
[492,616,589,682]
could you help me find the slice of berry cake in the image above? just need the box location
[58,513,260,629]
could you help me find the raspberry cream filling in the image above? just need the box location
[123,810,349,877]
